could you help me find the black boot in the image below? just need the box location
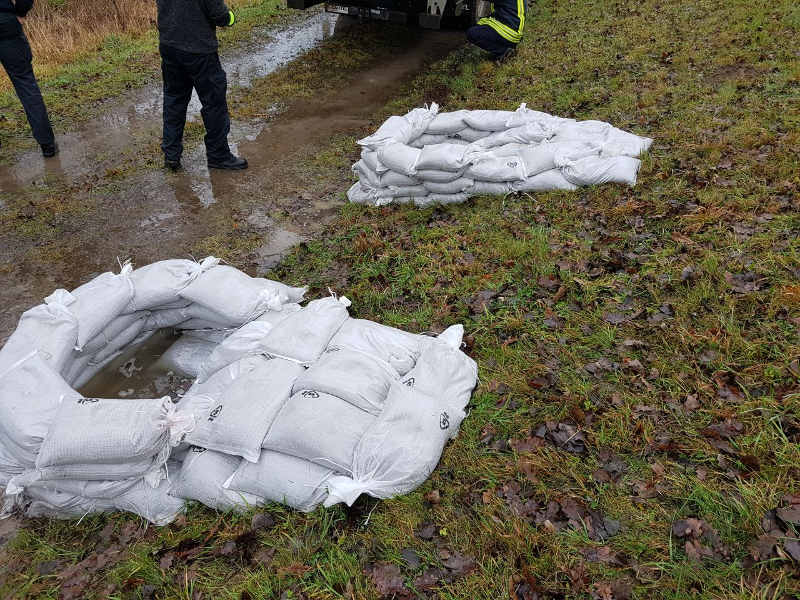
[164,158,182,171]
[208,155,248,170]
[41,142,59,158]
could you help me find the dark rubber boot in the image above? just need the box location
[208,155,248,170]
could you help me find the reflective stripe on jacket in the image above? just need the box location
[478,0,525,44]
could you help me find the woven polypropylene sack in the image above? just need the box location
[328,319,427,376]
[0,352,81,467]
[183,356,303,462]
[425,110,468,134]
[225,449,333,513]
[512,169,577,192]
[179,265,305,324]
[559,155,641,187]
[157,333,218,379]
[260,297,350,364]
[36,396,174,471]
[377,143,421,177]
[461,109,515,131]
[169,447,261,512]
[262,391,375,474]
[415,143,469,172]
[69,265,134,350]
[292,348,395,415]
[125,257,218,312]
[114,477,186,525]
[0,291,78,376]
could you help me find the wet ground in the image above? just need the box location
[0,12,464,342]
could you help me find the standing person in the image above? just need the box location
[156,0,247,171]
[466,0,525,62]
[0,0,58,157]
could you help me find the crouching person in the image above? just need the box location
[156,0,247,171]
[466,0,525,62]
[0,0,58,156]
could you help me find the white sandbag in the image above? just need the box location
[24,485,115,519]
[81,311,147,355]
[505,103,572,129]
[415,143,469,172]
[422,177,474,194]
[292,348,395,415]
[69,263,134,350]
[0,352,81,467]
[377,143,421,177]
[179,265,306,324]
[465,153,527,182]
[360,149,387,174]
[35,396,187,477]
[420,193,470,205]
[157,334,218,379]
[558,155,641,186]
[0,442,24,479]
[461,109,515,131]
[353,159,382,188]
[358,116,415,149]
[25,476,140,501]
[262,391,375,474]
[450,127,492,142]
[260,297,350,364]
[408,133,450,148]
[379,170,420,187]
[347,182,376,205]
[144,306,191,330]
[324,383,453,506]
[469,122,554,149]
[114,477,186,525]
[183,356,303,462]
[425,110,468,134]
[512,169,578,192]
[602,127,653,156]
[169,447,261,512]
[376,184,428,199]
[325,328,477,506]
[195,304,302,383]
[125,257,218,312]
[468,181,513,196]
[91,313,148,365]
[176,318,233,331]
[224,450,332,513]
[0,290,79,376]
[329,319,426,376]
[519,141,600,177]
[551,119,612,144]
[414,168,467,183]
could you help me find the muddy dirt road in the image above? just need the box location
[0,13,464,341]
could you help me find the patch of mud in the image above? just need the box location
[0,12,338,193]
[0,20,464,342]
[0,515,20,548]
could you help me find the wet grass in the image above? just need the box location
[2,0,800,598]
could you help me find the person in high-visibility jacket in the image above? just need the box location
[466,0,525,61]
[156,0,247,171]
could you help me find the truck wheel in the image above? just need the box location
[333,13,359,34]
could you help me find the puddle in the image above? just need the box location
[0,12,338,193]
[0,19,465,343]
[78,329,194,399]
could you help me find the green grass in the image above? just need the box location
[1,0,800,598]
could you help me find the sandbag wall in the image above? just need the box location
[0,259,477,525]
[348,103,653,207]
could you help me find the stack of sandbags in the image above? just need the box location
[1,260,478,524]
[348,103,653,207]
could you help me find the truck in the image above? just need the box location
[287,0,490,31]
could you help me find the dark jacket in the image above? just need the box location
[0,0,33,40]
[157,0,232,55]
[478,0,525,44]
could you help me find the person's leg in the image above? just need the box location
[160,44,193,165]
[0,35,56,149]
[189,52,238,166]
[466,24,515,60]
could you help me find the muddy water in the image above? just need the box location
[0,12,340,193]
[0,16,464,342]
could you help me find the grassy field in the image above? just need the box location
[0,0,295,155]
[1,0,799,598]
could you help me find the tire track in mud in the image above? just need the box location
[0,14,464,341]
